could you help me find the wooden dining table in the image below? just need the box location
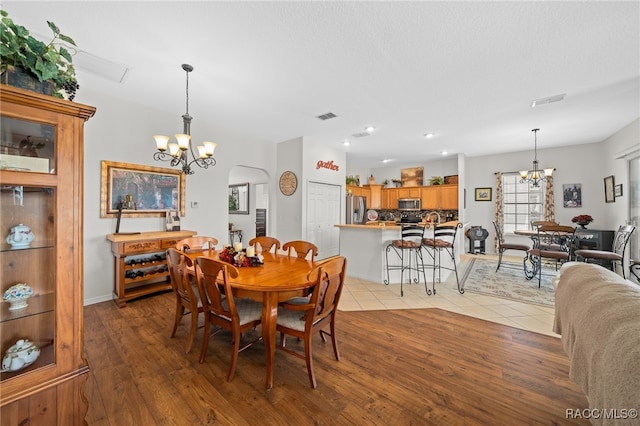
[185,249,316,390]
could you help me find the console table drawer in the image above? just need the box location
[123,240,161,253]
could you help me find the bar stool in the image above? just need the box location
[384,223,427,296]
[423,222,464,294]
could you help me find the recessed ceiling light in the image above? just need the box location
[381,158,392,163]
[343,140,350,146]
[441,151,448,156]
[365,126,376,132]
[424,133,435,138]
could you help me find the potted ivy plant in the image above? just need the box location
[0,9,79,100]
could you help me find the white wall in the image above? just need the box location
[463,120,638,253]
[346,157,458,187]
[79,87,276,305]
[275,137,303,244]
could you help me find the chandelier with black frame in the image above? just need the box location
[153,64,217,175]
[519,128,554,187]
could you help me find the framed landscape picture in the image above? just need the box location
[475,187,492,201]
[100,161,185,217]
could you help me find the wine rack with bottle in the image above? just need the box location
[107,230,196,307]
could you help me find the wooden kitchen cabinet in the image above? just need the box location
[363,184,383,209]
[398,187,421,198]
[421,184,458,210]
[381,188,398,209]
[1,85,96,424]
[347,185,371,207]
[439,184,459,209]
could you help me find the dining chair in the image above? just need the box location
[195,256,262,381]
[166,248,203,354]
[492,221,530,272]
[276,255,347,388]
[248,236,281,253]
[526,224,576,288]
[384,223,428,296]
[282,240,318,260]
[423,222,464,294]
[574,224,635,279]
[176,236,218,253]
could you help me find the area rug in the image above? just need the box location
[456,256,557,307]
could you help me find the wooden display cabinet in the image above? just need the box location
[1,85,95,424]
[107,230,196,307]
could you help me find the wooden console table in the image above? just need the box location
[107,230,196,307]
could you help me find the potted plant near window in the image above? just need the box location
[0,10,79,100]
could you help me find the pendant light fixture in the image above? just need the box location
[153,64,217,175]
[519,128,554,187]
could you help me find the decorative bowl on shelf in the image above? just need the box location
[1,339,40,373]
[6,223,35,248]
[3,283,33,311]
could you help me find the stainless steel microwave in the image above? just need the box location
[398,198,421,211]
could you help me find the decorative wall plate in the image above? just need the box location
[279,171,298,196]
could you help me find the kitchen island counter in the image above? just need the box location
[335,222,463,284]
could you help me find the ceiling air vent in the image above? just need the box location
[316,112,337,120]
[531,93,566,108]
[352,132,370,138]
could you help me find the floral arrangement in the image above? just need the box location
[219,246,263,267]
[571,214,593,224]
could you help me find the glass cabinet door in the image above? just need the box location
[0,116,55,174]
[1,185,56,378]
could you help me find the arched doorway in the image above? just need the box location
[228,166,270,245]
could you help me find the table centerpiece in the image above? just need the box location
[219,246,263,267]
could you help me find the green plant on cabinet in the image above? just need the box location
[0,9,79,99]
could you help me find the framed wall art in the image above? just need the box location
[475,187,492,201]
[229,183,249,214]
[100,160,185,218]
[401,167,424,187]
[604,175,615,203]
[614,184,623,197]
[562,183,582,208]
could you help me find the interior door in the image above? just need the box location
[255,208,266,237]
[306,181,341,259]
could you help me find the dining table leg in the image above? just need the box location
[262,291,279,390]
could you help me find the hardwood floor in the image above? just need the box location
[83,291,589,425]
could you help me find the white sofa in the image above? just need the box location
[553,262,640,425]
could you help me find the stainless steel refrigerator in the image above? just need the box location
[346,195,366,224]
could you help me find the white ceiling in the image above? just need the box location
[4,1,639,168]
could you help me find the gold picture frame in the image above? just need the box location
[475,187,492,201]
[100,161,186,218]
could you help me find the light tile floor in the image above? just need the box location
[339,255,558,337]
